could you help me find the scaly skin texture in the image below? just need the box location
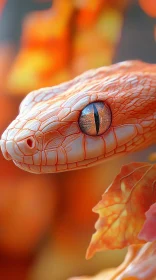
[1,61,156,173]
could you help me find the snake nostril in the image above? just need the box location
[26,137,35,149]
[17,136,36,155]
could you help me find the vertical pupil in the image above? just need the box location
[93,104,100,134]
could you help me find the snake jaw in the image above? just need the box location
[13,160,41,174]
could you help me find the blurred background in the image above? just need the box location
[0,0,155,279]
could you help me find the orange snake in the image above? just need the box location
[0,60,156,173]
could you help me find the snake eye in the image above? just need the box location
[79,101,112,136]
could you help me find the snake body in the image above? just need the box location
[1,61,156,173]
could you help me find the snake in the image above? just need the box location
[0,60,156,173]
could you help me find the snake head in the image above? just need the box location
[1,61,156,174]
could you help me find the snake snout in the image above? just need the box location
[1,135,37,163]
[0,140,12,160]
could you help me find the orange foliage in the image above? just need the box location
[87,162,156,259]
[69,242,156,280]
[0,1,155,279]
[5,0,125,95]
[139,0,156,17]
[0,0,6,16]
[139,203,156,242]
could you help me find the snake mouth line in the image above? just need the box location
[13,160,68,174]
[13,158,96,174]
[13,160,42,174]
[13,155,107,174]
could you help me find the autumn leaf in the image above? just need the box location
[138,203,156,242]
[116,241,156,280]
[69,242,156,280]
[86,162,156,259]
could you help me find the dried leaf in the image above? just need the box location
[86,162,156,259]
[116,241,156,280]
[138,203,156,242]
[70,242,156,280]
